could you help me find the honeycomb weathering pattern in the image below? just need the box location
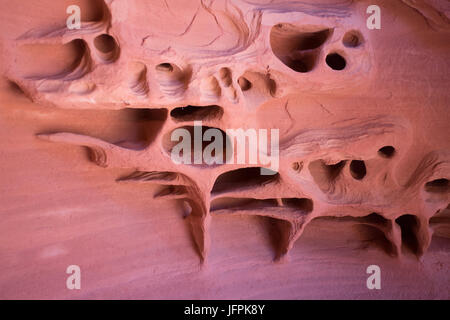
[2,0,450,266]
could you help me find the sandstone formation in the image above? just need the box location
[0,0,449,299]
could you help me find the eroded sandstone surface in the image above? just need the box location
[0,0,449,299]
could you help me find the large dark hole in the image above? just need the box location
[212,167,279,194]
[425,178,449,193]
[378,146,396,158]
[326,53,346,70]
[350,160,366,180]
[170,105,223,122]
[93,34,119,63]
[94,34,117,53]
[357,212,389,226]
[395,214,420,255]
[286,54,317,73]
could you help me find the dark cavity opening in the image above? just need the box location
[238,76,252,91]
[93,34,119,63]
[170,105,223,122]
[395,214,420,255]
[270,24,331,73]
[116,108,167,150]
[155,63,174,72]
[212,167,279,194]
[326,53,346,70]
[94,34,117,53]
[425,178,449,193]
[350,160,366,180]
[378,146,396,158]
[281,198,313,212]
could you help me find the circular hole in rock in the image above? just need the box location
[343,31,363,48]
[94,34,117,53]
[93,34,119,62]
[378,146,396,158]
[326,53,346,70]
[350,160,366,180]
[238,76,252,91]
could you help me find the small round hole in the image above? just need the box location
[94,34,117,53]
[378,146,396,158]
[343,31,363,48]
[155,63,174,72]
[326,53,346,70]
[93,34,119,63]
[350,160,366,180]
[238,76,252,91]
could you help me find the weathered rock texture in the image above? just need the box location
[0,0,449,299]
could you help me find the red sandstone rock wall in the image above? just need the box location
[0,0,448,299]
